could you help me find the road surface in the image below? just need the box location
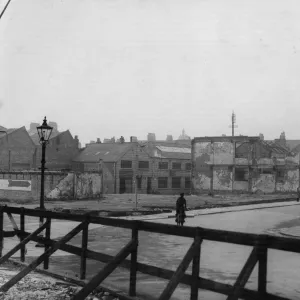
[3,204,300,299]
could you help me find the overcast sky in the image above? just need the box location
[1,0,300,144]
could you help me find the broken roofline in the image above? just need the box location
[192,136,260,144]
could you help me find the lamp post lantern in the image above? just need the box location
[36,117,53,212]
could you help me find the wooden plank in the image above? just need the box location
[258,246,268,294]
[0,207,4,257]
[6,212,19,235]
[0,221,85,293]
[44,218,51,270]
[226,247,259,300]
[158,241,198,300]
[23,234,288,300]
[3,206,300,253]
[73,239,136,300]
[0,221,49,266]
[3,231,17,238]
[190,230,202,300]
[80,219,89,280]
[20,208,25,262]
[129,224,138,296]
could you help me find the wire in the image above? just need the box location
[0,0,13,21]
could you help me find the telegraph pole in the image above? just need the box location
[229,111,238,136]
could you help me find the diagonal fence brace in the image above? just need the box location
[158,239,201,300]
[226,246,259,300]
[0,220,86,293]
[72,239,137,300]
[0,220,50,266]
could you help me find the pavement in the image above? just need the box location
[7,192,298,212]
[114,200,300,221]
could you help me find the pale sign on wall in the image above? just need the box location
[0,179,32,191]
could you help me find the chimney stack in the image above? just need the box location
[130,136,138,142]
[147,133,156,142]
[166,135,173,142]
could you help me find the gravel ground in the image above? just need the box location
[0,263,119,300]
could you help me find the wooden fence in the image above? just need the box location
[0,204,299,300]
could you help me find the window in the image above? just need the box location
[159,162,168,169]
[138,161,149,169]
[158,177,168,188]
[121,160,132,169]
[185,177,191,189]
[172,177,181,188]
[235,168,248,181]
[172,162,181,170]
[137,176,142,189]
[276,169,285,182]
[185,163,191,171]
[260,168,273,175]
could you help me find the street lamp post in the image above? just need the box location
[36,117,53,221]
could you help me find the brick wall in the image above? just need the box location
[0,171,66,201]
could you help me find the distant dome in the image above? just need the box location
[178,129,191,140]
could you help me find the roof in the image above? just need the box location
[29,130,60,145]
[261,141,291,155]
[143,142,191,160]
[286,140,300,150]
[0,128,17,139]
[73,142,136,163]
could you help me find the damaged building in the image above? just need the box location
[192,136,300,194]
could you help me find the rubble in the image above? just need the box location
[0,265,119,300]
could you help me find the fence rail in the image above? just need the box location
[0,204,299,300]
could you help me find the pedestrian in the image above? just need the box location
[176,193,187,225]
[297,186,300,202]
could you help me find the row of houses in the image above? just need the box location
[1,122,300,195]
[0,125,192,195]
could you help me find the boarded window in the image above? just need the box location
[121,160,132,169]
[158,177,168,188]
[235,168,248,181]
[185,177,191,189]
[172,177,181,188]
[159,162,168,169]
[172,162,181,170]
[185,163,191,171]
[138,161,149,169]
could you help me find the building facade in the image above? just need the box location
[72,141,192,195]
[192,136,300,194]
[35,131,80,171]
[0,127,37,171]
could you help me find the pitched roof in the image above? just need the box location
[29,130,60,145]
[73,142,136,163]
[262,141,291,155]
[142,141,191,160]
[286,140,300,150]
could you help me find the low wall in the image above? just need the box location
[0,171,102,201]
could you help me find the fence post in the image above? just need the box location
[258,245,268,294]
[191,228,202,300]
[129,222,139,296]
[43,217,51,270]
[20,208,25,262]
[0,208,4,257]
[80,216,89,280]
